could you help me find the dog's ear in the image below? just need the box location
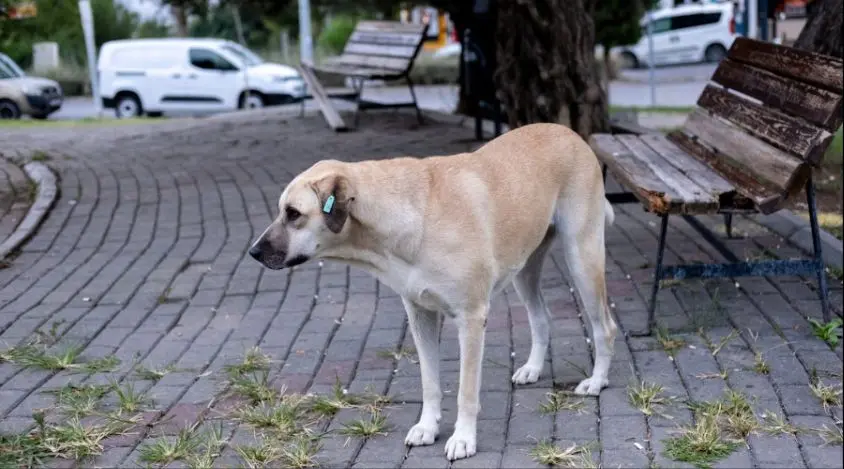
[311,174,354,234]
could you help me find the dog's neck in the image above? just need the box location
[319,158,430,276]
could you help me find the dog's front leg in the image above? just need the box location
[445,305,487,460]
[402,297,443,447]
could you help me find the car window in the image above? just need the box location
[671,12,722,30]
[0,54,25,78]
[650,18,672,33]
[220,44,264,67]
[189,48,238,71]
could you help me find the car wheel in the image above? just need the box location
[240,91,264,110]
[0,99,21,119]
[115,93,142,118]
[704,44,727,63]
[619,52,639,70]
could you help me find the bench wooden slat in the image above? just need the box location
[667,132,784,214]
[348,31,425,47]
[297,63,348,131]
[712,58,844,131]
[696,85,834,165]
[616,134,722,212]
[590,134,703,214]
[355,20,429,34]
[343,43,418,58]
[727,37,844,92]
[637,133,736,197]
[325,55,411,74]
[683,108,807,196]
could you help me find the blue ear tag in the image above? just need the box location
[322,194,336,214]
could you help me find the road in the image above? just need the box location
[49,63,711,121]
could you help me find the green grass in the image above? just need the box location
[529,440,597,468]
[0,412,136,464]
[537,391,587,415]
[628,381,673,417]
[338,409,390,438]
[664,391,760,467]
[235,394,311,439]
[808,318,843,347]
[0,116,167,129]
[134,363,177,382]
[0,341,118,374]
[45,383,110,417]
[138,428,201,465]
[663,413,741,469]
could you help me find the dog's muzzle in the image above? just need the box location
[248,238,286,270]
[248,239,309,270]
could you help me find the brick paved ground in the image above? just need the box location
[0,108,841,468]
[0,158,33,244]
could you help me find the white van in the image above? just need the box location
[98,38,306,118]
[613,2,738,68]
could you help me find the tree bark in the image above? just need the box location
[494,0,609,137]
[793,0,842,58]
[172,5,189,37]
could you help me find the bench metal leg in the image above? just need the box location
[406,76,424,125]
[352,78,366,128]
[638,214,669,337]
[806,177,831,323]
[723,213,734,239]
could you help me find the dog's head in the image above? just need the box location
[249,161,355,270]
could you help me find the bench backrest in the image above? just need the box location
[669,37,843,213]
[335,21,428,73]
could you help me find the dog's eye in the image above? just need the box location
[285,207,301,222]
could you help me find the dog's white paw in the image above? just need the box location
[405,423,439,447]
[512,363,542,384]
[574,376,609,396]
[444,428,477,461]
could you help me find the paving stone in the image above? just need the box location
[601,448,648,468]
[0,108,830,468]
[749,433,806,467]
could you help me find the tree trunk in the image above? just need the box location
[172,5,189,37]
[793,0,842,58]
[494,0,609,137]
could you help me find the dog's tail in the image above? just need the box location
[604,198,615,227]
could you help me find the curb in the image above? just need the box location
[0,162,59,259]
[423,110,844,270]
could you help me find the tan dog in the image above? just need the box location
[248,122,617,461]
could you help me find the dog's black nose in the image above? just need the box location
[248,243,263,261]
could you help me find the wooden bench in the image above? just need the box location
[297,20,429,131]
[589,37,843,335]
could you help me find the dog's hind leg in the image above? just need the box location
[402,297,443,447]
[560,206,618,396]
[511,225,558,385]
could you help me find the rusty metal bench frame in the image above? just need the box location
[298,20,429,131]
[590,37,843,336]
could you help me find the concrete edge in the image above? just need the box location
[0,162,59,259]
[424,110,844,271]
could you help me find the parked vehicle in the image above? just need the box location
[97,38,307,118]
[0,52,64,120]
[613,2,738,69]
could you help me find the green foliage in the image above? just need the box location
[317,14,356,55]
[0,0,169,69]
[595,0,660,48]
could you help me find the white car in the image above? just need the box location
[613,2,738,69]
[98,38,307,118]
